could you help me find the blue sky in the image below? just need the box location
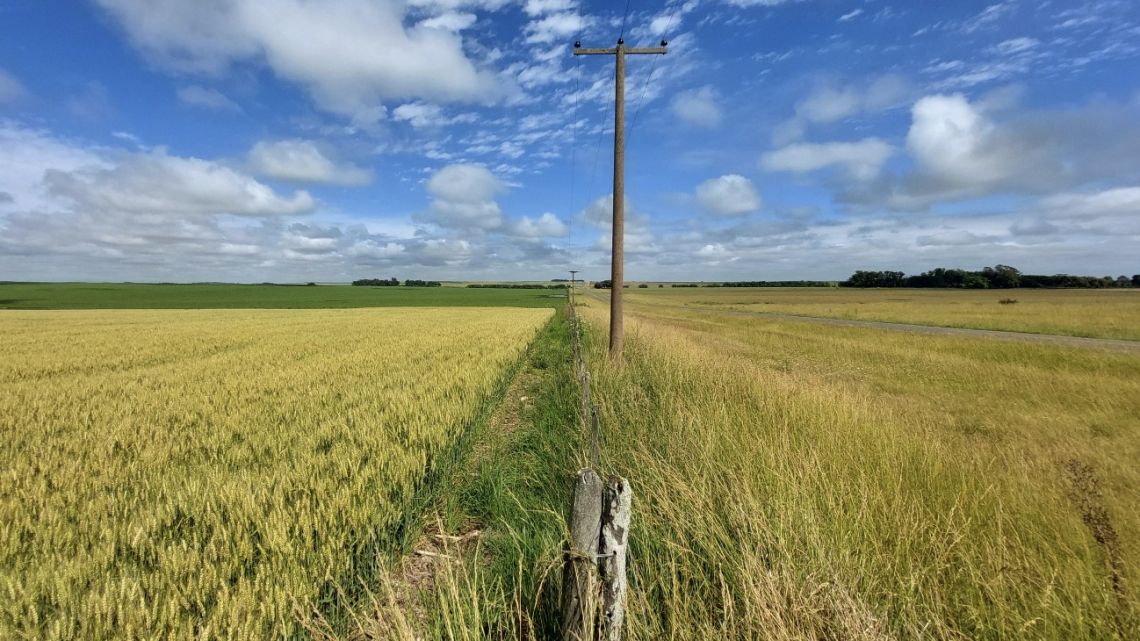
[1,0,1138,282]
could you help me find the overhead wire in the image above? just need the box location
[568,30,581,260]
[568,0,598,269]
[577,0,661,272]
[619,0,634,40]
[627,0,682,140]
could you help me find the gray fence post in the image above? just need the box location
[599,477,632,641]
[561,468,603,641]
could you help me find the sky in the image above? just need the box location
[1,0,1138,283]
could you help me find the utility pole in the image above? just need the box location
[574,38,667,357]
[569,270,579,292]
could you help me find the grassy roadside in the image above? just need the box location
[577,298,1138,640]
[312,308,582,639]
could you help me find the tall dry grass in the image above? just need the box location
[572,299,1138,640]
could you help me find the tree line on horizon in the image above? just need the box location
[351,278,441,287]
[466,283,568,289]
[842,265,1140,289]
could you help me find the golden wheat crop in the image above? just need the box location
[0,307,550,640]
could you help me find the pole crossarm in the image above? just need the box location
[574,47,667,56]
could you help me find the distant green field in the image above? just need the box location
[0,283,565,309]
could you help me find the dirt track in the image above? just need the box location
[584,291,1140,353]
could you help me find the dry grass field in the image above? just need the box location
[570,291,1139,639]
[622,287,1140,340]
[0,308,550,640]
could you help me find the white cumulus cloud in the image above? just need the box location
[671,86,722,128]
[761,138,894,180]
[511,212,567,238]
[48,150,315,217]
[695,174,761,216]
[421,163,506,230]
[776,74,911,144]
[524,0,576,16]
[417,11,477,31]
[93,0,509,118]
[248,140,373,185]
[906,93,1009,187]
[524,12,589,44]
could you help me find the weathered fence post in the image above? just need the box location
[562,468,603,641]
[599,477,632,641]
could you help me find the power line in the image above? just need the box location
[568,0,591,265]
[568,43,580,257]
[628,1,682,140]
[584,65,615,219]
[619,0,634,40]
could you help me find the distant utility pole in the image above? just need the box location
[569,270,579,292]
[574,37,667,357]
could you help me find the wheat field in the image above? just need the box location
[0,307,550,640]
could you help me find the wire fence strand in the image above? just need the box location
[567,292,602,469]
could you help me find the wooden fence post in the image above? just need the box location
[562,468,603,641]
[599,477,632,641]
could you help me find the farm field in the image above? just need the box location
[619,287,1140,341]
[569,293,1140,640]
[0,282,564,310]
[0,307,551,640]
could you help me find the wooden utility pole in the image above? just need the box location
[574,38,667,357]
[569,269,579,292]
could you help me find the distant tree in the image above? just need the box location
[842,265,1128,290]
[844,270,904,288]
[352,277,399,286]
[1133,275,1140,287]
[593,280,613,289]
[961,271,989,289]
[982,265,1021,288]
[844,271,884,287]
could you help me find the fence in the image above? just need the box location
[561,292,631,641]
